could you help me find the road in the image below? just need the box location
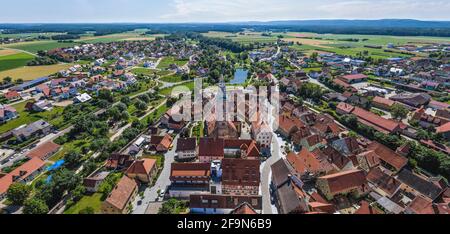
[132,135,179,214]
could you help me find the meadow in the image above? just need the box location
[0,52,35,72]
[202,31,278,44]
[1,40,79,54]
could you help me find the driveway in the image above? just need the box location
[132,135,179,214]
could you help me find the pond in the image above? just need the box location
[229,69,248,85]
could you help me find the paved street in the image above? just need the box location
[132,135,179,214]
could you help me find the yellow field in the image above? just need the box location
[0,63,73,80]
[0,49,19,56]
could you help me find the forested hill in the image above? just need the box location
[2,19,450,37]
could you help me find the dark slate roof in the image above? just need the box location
[176,138,197,152]
[397,169,444,200]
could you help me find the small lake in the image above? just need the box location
[229,69,248,85]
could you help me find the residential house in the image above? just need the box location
[26,100,53,112]
[390,93,431,108]
[336,102,355,115]
[126,159,158,184]
[363,142,409,172]
[4,90,21,101]
[0,104,18,123]
[270,159,309,214]
[73,93,92,103]
[372,96,396,111]
[169,163,211,198]
[101,176,138,214]
[316,169,368,200]
[366,167,402,198]
[436,122,450,140]
[0,157,46,200]
[396,169,444,201]
[287,147,335,176]
[105,153,134,170]
[198,138,224,163]
[351,106,402,134]
[12,120,52,142]
[190,194,263,214]
[277,115,305,138]
[175,138,197,160]
[221,158,260,196]
[149,134,173,152]
[84,172,110,193]
[230,202,259,214]
[26,141,61,161]
[338,74,368,84]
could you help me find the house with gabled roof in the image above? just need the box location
[126,159,158,184]
[316,169,368,200]
[101,176,138,214]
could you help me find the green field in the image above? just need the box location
[160,74,183,83]
[131,68,173,77]
[158,81,195,96]
[0,52,35,72]
[158,57,188,70]
[2,41,79,54]
[202,31,278,44]
[64,193,104,214]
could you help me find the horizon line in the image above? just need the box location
[2,18,450,25]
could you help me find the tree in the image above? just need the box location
[391,103,409,120]
[98,89,114,103]
[6,183,31,205]
[64,150,82,169]
[116,102,128,112]
[139,94,151,103]
[135,100,147,111]
[2,76,12,84]
[23,198,49,214]
[120,111,130,121]
[121,96,132,106]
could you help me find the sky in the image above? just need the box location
[0,0,450,23]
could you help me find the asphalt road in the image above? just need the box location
[132,135,179,214]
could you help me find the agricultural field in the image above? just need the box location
[0,32,64,39]
[202,31,278,44]
[0,63,73,81]
[1,40,79,54]
[76,32,163,43]
[0,52,35,72]
[0,48,20,56]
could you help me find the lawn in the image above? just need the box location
[2,40,79,54]
[48,138,91,162]
[0,52,35,72]
[158,57,188,70]
[160,74,183,83]
[0,63,72,81]
[64,193,104,214]
[158,81,195,96]
[131,68,173,77]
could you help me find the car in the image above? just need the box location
[159,190,165,197]
[137,200,143,205]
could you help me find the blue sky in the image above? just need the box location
[1,0,449,23]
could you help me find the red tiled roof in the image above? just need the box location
[337,102,355,114]
[222,158,260,187]
[341,74,368,81]
[373,96,395,107]
[436,122,450,133]
[366,142,408,171]
[231,202,258,214]
[287,148,333,174]
[4,90,20,100]
[0,157,45,195]
[170,163,211,179]
[126,159,156,176]
[366,167,401,196]
[26,141,60,160]
[105,176,137,211]
[319,169,367,194]
[352,107,400,134]
[198,138,224,157]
